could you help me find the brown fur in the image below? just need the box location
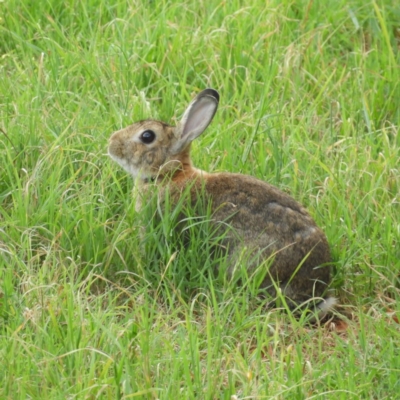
[108,89,335,313]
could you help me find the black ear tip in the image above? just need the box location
[200,88,220,103]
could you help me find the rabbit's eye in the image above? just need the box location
[140,130,156,144]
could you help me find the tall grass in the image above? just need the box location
[1,0,399,398]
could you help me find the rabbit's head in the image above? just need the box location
[108,89,219,181]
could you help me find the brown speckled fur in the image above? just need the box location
[108,89,334,312]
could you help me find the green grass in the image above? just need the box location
[1,0,400,398]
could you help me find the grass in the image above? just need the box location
[1,0,400,398]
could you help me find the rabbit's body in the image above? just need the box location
[109,89,335,316]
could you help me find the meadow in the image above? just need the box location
[1,0,399,398]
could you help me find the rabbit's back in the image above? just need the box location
[204,172,319,236]
[196,172,332,301]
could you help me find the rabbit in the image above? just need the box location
[108,88,336,318]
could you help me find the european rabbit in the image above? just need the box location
[108,89,336,317]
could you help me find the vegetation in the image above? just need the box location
[1,0,399,398]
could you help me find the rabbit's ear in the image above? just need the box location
[177,89,219,144]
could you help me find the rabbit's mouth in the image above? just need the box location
[108,150,150,180]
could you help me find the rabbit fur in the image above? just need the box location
[108,89,336,317]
